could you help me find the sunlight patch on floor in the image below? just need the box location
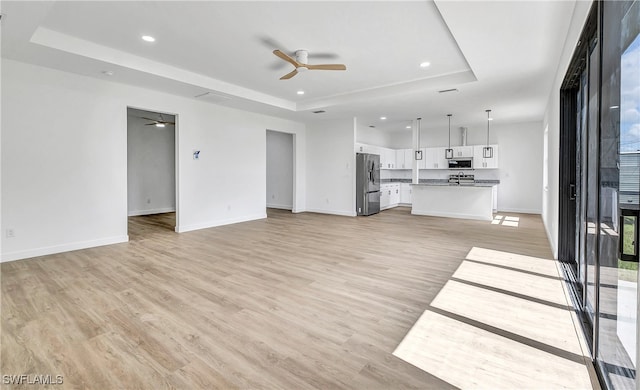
[492,215,519,227]
[393,310,592,390]
[393,247,593,390]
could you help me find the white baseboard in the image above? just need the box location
[411,210,492,221]
[305,209,357,217]
[128,207,176,216]
[1,235,129,263]
[176,213,267,233]
[496,207,542,215]
[266,203,293,210]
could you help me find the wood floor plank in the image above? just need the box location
[1,208,585,389]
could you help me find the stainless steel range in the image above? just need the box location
[448,173,475,185]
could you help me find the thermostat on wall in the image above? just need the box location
[193,150,200,160]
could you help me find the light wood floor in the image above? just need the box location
[2,208,585,389]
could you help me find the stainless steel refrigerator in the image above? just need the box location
[356,153,380,216]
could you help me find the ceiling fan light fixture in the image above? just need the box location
[296,66,309,73]
[141,35,155,42]
[297,90,305,95]
[155,123,165,128]
[420,62,431,68]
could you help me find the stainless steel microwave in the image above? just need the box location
[448,158,473,169]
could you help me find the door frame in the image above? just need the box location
[126,105,180,231]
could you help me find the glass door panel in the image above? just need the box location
[597,1,639,389]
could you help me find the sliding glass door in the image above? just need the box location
[562,1,639,389]
[596,1,639,388]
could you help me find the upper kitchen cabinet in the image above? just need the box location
[396,148,413,169]
[473,144,499,169]
[451,146,474,158]
[423,147,448,169]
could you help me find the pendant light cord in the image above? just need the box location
[486,109,491,146]
[447,114,452,148]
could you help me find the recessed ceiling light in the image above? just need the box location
[102,70,114,76]
[420,62,431,68]
[297,90,305,95]
[142,35,155,42]
[406,125,411,129]
[488,118,494,121]
[380,116,387,120]
[155,123,165,128]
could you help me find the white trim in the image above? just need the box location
[496,207,542,215]
[411,210,492,221]
[176,213,267,233]
[1,235,129,263]
[305,209,357,217]
[266,203,293,210]
[128,207,176,217]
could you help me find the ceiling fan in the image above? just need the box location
[273,49,346,80]
[142,115,174,128]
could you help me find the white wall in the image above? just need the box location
[306,118,356,216]
[492,122,543,214]
[542,1,592,258]
[1,59,306,262]
[355,122,391,146]
[266,130,293,210]
[127,114,176,216]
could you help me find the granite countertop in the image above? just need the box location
[411,182,498,188]
[383,179,499,187]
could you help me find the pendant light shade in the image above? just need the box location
[483,109,494,158]
[445,114,453,159]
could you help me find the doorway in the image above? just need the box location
[127,107,178,238]
[266,130,294,212]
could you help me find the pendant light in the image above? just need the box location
[483,109,494,158]
[445,114,453,159]
[415,118,423,160]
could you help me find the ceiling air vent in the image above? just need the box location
[194,91,233,103]
[438,88,459,94]
[312,110,326,114]
[369,125,375,128]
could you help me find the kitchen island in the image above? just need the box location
[411,182,498,221]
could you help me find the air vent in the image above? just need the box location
[312,110,326,114]
[369,125,375,128]
[438,88,459,93]
[194,91,233,103]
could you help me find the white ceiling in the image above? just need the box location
[1,1,576,132]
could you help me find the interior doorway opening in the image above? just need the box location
[266,130,294,213]
[127,107,178,238]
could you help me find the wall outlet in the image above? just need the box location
[6,228,15,238]
[271,194,275,199]
[146,198,151,204]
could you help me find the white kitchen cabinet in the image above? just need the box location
[424,147,448,169]
[380,183,400,210]
[390,183,400,205]
[380,184,390,209]
[473,144,499,169]
[492,185,498,212]
[385,148,396,169]
[394,149,413,169]
[452,146,474,158]
[400,183,412,204]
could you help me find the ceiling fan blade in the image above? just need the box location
[306,64,347,71]
[141,117,159,121]
[273,49,300,68]
[144,123,157,126]
[280,69,298,80]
